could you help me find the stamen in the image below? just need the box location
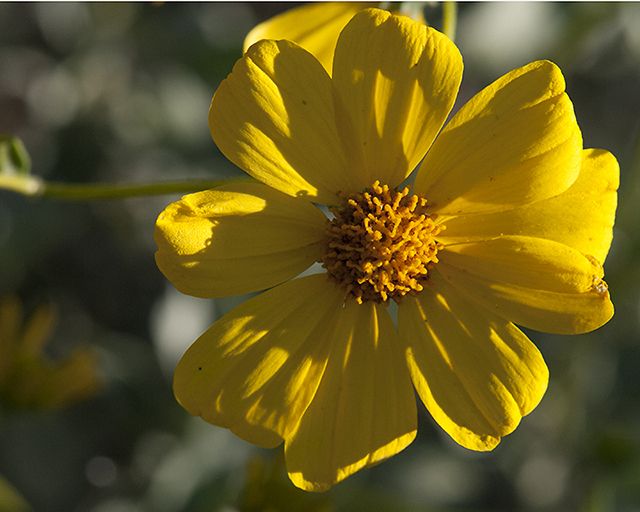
[320,181,444,304]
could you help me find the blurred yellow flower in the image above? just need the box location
[241,453,332,512]
[0,474,32,512]
[0,296,102,410]
[244,2,376,73]
[155,8,618,491]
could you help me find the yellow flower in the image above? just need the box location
[244,2,378,74]
[155,9,618,491]
[0,296,102,410]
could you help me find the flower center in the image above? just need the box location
[320,181,443,304]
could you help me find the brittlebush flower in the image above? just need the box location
[155,9,618,491]
[0,297,102,410]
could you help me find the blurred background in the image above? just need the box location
[0,3,639,511]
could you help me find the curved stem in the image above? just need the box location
[442,1,458,42]
[1,176,257,201]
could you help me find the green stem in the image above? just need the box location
[0,174,43,196]
[0,175,257,201]
[442,1,458,42]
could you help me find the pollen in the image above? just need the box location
[320,181,444,304]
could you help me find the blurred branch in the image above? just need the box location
[1,175,259,200]
[443,2,457,42]
[36,178,257,200]
[0,174,44,197]
[0,135,257,200]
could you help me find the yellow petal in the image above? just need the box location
[173,274,344,449]
[440,236,605,294]
[21,302,57,356]
[438,148,619,264]
[154,183,326,299]
[244,3,373,74]
[436,261,613,334]
[44,346,102,408]
[0,297,21,384]
[4,346,101,410]
[0,475,31,512]
[417,60,582,215]
[332,9,463,187]
[210,39,361,204]
[398,275,549,451]
[285,300,416,492]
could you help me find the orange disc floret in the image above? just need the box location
[321,181,444,304]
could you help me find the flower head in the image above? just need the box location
[155,9,618,491]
